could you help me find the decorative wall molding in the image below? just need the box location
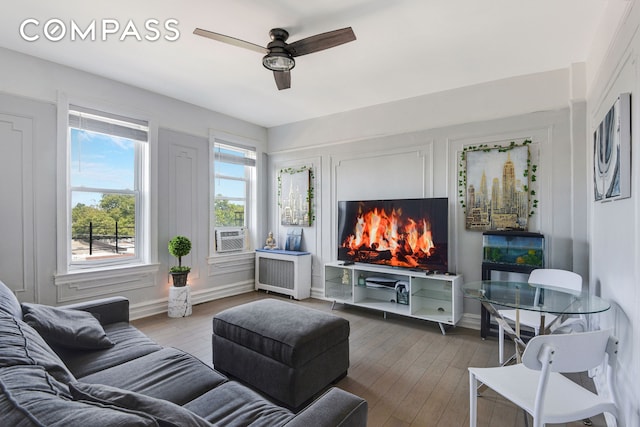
[169,144,200,281]
[0,113,36,302]
[54,264,160,303]
[207,251,255,276]
[329,144,435,263]
[332,145,434,200]
[447,126,552,272]
[271,155,322,272]
[590,50,636,122]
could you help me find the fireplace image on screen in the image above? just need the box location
[338,198,448,273]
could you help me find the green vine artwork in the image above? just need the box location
[458,139,538,231]
[277,165,315,226]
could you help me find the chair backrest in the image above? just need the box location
[528,268,583,293]
[522,329,617,373]
[529,269,583,308]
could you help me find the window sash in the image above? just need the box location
[214,151,256,166]
[70,190,139,266]
[212,141,255,233]
[67,107,148,269]
[213,143,256,166]
[69,105,148,142]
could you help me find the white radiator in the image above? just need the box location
[258,258,295,290]
[215,228,245,253]
[255,250,311,300]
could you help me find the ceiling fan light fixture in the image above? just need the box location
[194,26,355,89]
[262,53,295,71]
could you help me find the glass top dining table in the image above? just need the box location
[463,280,610,365]
[462,280,611,315]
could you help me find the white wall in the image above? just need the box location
[269,68,571,152]
[586,2,640,425]
[267,69,585,332]
[0,47,267,318]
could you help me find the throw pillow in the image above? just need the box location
[0,365,159,427]
[22,303,115,350]
[70,382,214,427]
[0,313,75,384]
[0,280,23,319]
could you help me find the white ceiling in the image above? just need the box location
[0,1,626,128]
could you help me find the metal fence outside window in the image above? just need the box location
[72,221,135,256]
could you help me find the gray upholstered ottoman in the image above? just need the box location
[212,298,350,409]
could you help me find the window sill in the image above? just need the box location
[55,263,161,286]
[207,251,255,263]
[207,251,256,274]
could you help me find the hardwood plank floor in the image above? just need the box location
[132,291,607,427]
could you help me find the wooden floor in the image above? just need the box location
[132,291,606,427]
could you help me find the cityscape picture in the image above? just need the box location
[465,145,530,231]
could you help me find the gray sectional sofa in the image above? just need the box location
[0,280,367,426]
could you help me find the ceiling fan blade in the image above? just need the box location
[287,27,356,57]
[193,28,268,54]
[273,71,291,90]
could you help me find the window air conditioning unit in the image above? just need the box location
[215,228,246,253]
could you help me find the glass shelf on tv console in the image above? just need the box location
[323,261,463,335]
[412,288,452,302]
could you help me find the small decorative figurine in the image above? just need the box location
[342,269,350,285]
[264,231,277,250]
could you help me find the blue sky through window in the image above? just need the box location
[215,176,246,199]
[70,128,135,206]
[214,157,246,199]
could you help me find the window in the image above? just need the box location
[212,141,256,251]
[66,105,149,269]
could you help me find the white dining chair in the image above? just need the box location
[469,329,619,427]
[498,268,586,364]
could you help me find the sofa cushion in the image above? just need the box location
[22,303,115,350]
[184,381,294,427]
[0,280,23,320]
[0,365,158,427]
[212,299,350,367]
[56,322,162,378]
[70,382,214,427]
[0,313,75,384]
[80,347,228,405]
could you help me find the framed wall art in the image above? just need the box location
[278,165,314,226]
[594,92,631,202]
[459,140,537,231]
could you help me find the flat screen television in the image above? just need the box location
[337,197,449,273]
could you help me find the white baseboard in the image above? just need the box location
[310,287,325,300]
[458,313,481,330]
[129,280,255,320]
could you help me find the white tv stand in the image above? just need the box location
[324,261,463,335]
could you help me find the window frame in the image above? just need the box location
[209,132,257,256]
[56,96,154,275]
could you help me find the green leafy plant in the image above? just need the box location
[168,236,192,273]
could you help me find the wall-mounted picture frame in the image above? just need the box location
[594,92,631,202]
[462,143,532,231]
[278,165,314,226]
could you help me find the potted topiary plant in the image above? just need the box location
[168,235,192,287]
